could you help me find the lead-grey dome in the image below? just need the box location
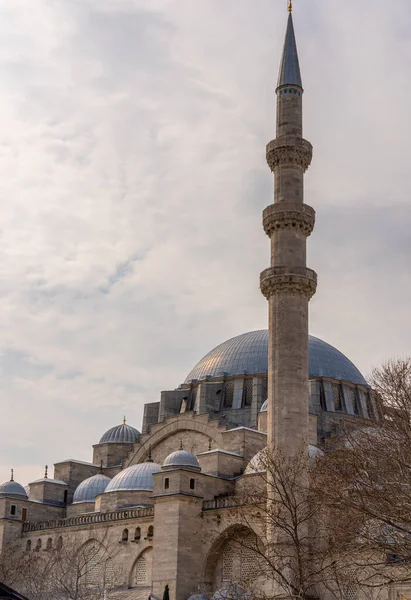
[73,474,111,504]
[185,330,367,387]
[99,422,140,444]
[0,480,28,498]
[104,462,161,493]
[163,450,200,470]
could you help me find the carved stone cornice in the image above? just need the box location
[260,266,317,300]
[263,203,315,237]
[266,136,312,172]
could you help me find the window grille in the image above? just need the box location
[222,545,234,582]
[135,555,147,585]
[242,379,253,407]
[85,544,101,589]
[224,382,234,408]
[332,384,344,412]
[105,558,114,589]
[349,387,360,415]
[241,546,258,581]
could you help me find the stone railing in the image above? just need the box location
[202,497,237,511]
[22,507,154,533]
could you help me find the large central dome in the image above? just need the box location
[185,330,367,387]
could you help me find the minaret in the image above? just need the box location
[260,4,317,456]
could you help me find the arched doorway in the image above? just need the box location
[130,547,153,589]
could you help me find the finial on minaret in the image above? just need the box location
[44,465,48,479]
[123,416,126,425]
[288,0,292,12]
[147,445,153,463]
[10,469,14,482]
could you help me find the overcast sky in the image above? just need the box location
[0,0,410,486]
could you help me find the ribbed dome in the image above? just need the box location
[104,463,161,493]
[163,450,200,470]
[185,330,368,387]
[73,474,111,504]
[0,480,28,498]
[99,422,140,444]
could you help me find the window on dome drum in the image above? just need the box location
[10,505,16,516]
[47,538,52,551]
[22,508,27,521]
[164,477,170,490]
[179,397,188,413]
[190,478,195,490]
[319,382,327,411]
[26,540,31,552]
[147,525,154,539]
[349,387,361,415]
[191,387,198,412]
[366,394,375,419]
[242,379,253,407]
[332,384,345,412]
[134,527,141,542]
[64,490,68,504]
[122,528,129,542]
[36,539,42,551]
[223,382,234,408]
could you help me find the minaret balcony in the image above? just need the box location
[260,266,317,300]
[263,203,315,237]
[266,136,312,172]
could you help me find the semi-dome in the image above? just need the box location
[104,462,161,493]
[99,420,140,444]
[185,330,367,387]
[73,474,111,504]
[163,450,200,470]
[245,445,323,474]
[0,478,28,498]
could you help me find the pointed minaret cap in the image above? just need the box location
[277,11,303,90]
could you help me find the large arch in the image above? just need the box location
[203,525,263,595]
[126,416,226,466]
[129,547,153,589]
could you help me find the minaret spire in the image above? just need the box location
[260,8,316,456]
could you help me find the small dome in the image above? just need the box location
[73,474,111,504]
[99,421,140,444]
[104,462,161,493]
[0,479,28,498]
[260,399,268,412]
[163,450,200,470]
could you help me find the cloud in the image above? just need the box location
[0,0,410,484]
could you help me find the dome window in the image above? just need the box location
[349,387,361,416]
[164,478,170,490]
[190,478,195,490]
[366,394,375,420]
[10,505,16,516]
[332,384,345,412]
[223,382,234,408]
[242,379,253,407]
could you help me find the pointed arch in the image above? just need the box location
[129,547,153,588]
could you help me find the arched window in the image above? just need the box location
[147,525,154,539]
[223,382,234,408]
[36,539,42,551]
[26,540,31,552]
[190,478,195,490]
[122,528,129,542]
[135,553,147,585]
[134,527,141,542]
[242,379,253,407]
[332,384,345,412]
[56,536,63,550]
[46,538,52,551]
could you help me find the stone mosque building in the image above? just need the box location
[0,7,385,600]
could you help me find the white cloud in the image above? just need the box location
[0,0,410,484]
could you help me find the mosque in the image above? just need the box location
[0,6,384,600]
